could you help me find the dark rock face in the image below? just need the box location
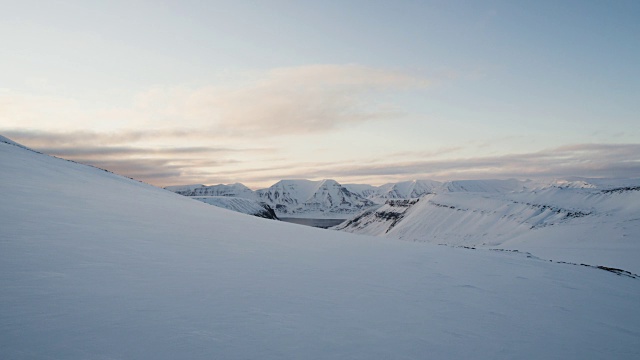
[258,204,279,220]
[601,186,640,194]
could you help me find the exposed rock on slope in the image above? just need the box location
[192,196,278,219]
[167,179,376,219]
[257,179,375,218]
[167,179,448,219]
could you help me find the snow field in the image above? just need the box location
[1,138,640,359]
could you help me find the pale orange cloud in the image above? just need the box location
[214,64,427,134]
[129,64,428,135]
[1,64,428,143]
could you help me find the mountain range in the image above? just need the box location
[169,176,640,274]
[166,179,444,218]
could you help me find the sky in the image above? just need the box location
[1,0,639,189]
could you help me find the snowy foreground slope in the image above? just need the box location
[336,179,640,274]
[1,137,640,359]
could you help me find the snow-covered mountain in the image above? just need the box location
[2,135,640,359]
[165,183,256,198]
[167,179,376,219]
[345,180,441,201]
[256,179,375,218]
[335,178,640,274]
[166,179,445,219]
[438,178,528,193]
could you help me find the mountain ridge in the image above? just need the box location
[335,178,640,273]
[166,177,640,221]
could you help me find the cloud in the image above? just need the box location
[358,144,640,180]
[5,65,636,188]
[238,143,640,185]
[4,128,638,188]
[1,64,427,141]
[79,158,186,182]
[214,64,427,134]
[71,157,241,185]
[36,146,233,157]
[3,131,256,159]
[2,129,208,147]
[46,154,249,187]
[127,64,428,135]
[1,129,272,187]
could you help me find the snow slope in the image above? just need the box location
[2,138,640,359]
[336,179,640,274]
[192,196,278,219]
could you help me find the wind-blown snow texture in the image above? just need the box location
[2,137,640,359]
[336,178,640,274]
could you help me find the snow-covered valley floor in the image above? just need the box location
[1,137,639,359]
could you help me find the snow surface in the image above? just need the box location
[336,179,640,274]
[2,139,640,359]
